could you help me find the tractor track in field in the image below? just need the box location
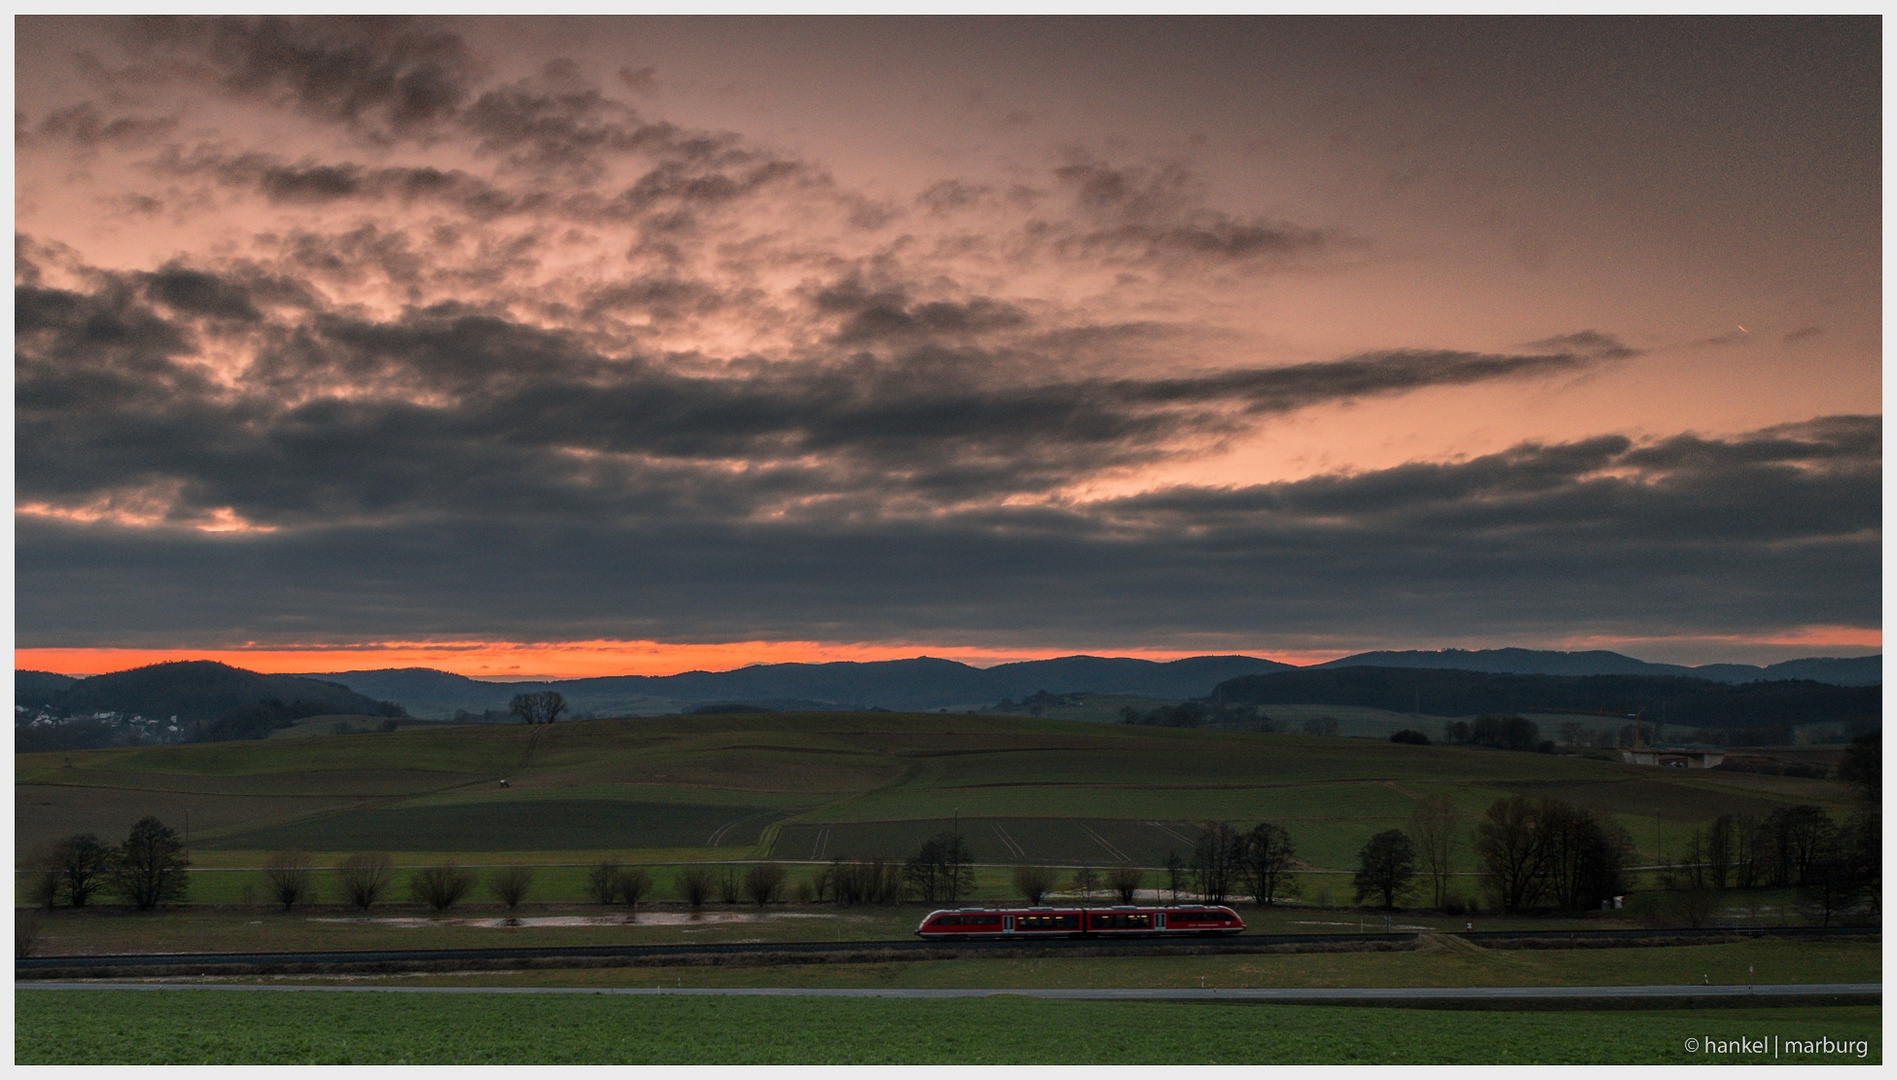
[15,925,1876,980]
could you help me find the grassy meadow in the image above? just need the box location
[16,989,1880,1064]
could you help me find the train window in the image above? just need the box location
[1017,913,1079,930]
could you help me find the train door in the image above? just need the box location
[1003,915,1015,935]
[1156,913,1166,931]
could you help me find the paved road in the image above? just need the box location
[17,982,1881,1003]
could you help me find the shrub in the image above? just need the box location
[614,867,652,908]
[587,861,621,905]
[1011,865,1061,905]
[743,862,786,907]
[1106,866,1144,904]
[489,866,534,910]
[335,852,394,911]
[676,866,717,909]
[16,909,45,959]
[1390,729,1431,745]
[717,866,743,905]
[263,850,314,910]
[410,864,475,911]
[828,858,906,905]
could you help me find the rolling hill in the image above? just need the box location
[1318,648,1880,686]
[15,710,1857,882]
[307,654,1298,718]
[18,661,396,724]
[1210,666,1881,730]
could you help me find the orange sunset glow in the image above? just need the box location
[14,640,1259,680]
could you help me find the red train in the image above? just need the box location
[916,904,1245,938]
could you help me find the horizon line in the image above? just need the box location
[13,638,1883,682]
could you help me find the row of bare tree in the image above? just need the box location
[30,818,190,911]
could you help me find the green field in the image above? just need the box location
[16,990,1879,1064]
[17,711,1861,889]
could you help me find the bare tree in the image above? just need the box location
[509,691,568,725]
[1353,829,1417,909]
[1409,795,1457,909]
[335,852,394,911]
[1012,865,1060,904]
[904,832,976,904]
[614,867,652,908]
[1473,796,1552,913]
[1106,866,1144,904]
[718,866,743,905]
[1071,866,1100,902]
[16,909,45,959]
[1244,822,1298,906]
[1704,815,1736,890]
[48,834,110,908]
[676,866,716,909]
[1192,822,1246,903]
[26,848,61,911]
[1163,851,1186,902]
[410,864,475,911]
[822,857,908,905]
[490,866,535,910]
[743,863,786,906]
[587,861,621,905]
[264,850,315,910]
[109,817,190,911]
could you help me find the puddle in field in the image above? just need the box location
[1294,919,1436,931]
[309,912,839,929]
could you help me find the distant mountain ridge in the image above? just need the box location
[305,654,1297,718]
[1317,648,1881,687]
[18,648,1878,724]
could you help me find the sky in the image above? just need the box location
[13,16,1882,678]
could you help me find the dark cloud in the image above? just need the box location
[17,417,1878,650]
[15,253,1637,531]
[1784,325,1825,344]
[34,101,177,147]
[1520,330,1642,361]
[126,15,477,140]
[815,277,1029,344]
[917,180,993,215]
[1050,159,1331,268]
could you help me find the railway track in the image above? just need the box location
[15,924,1876,978]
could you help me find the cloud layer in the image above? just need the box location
[14,16,1880,660]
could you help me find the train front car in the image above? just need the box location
[1157,905,1245,935]
[916,909,1008,938]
